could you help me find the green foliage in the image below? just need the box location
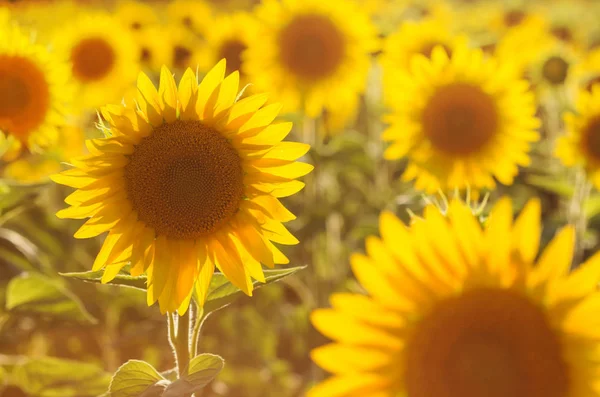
[163,354,224,397]
[60,265,147,290]
[10,357,110,397]
[199,267,307,313]
[109,355,224,397]
[5,272,96,324]
[61,266,306,313]
[109,360,168,397]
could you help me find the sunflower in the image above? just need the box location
[165,24,205,74]
[380,19,468,105]
[245,0,378,121]
[53,12,139,111]
[0,23,71,156]
[310,197,600,397]
[3,123,85,183]
[133,26,171,75]
[115,0,159,33]
[166,0,213,38]
[556,86,600,188]
[52,61,313,314]
[528,41,580,96]
[383,46,540,193]
[200,12,257,81]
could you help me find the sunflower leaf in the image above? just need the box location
[6,272,97,324]
[200,266,306,313]
[163,354,224,397]
[11,357,111,397]
[59,265,147,290]
[109,360,169,397]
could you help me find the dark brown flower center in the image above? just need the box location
[422,83,498,156]
[405,288,568,397]
[278,14,346,81]
[218,39,247,75]
[0,55,49,140]
[504,10,526,27]
[173,45,192,69]
[124,120,244,239]
[71,37,115,82]
[582,116,600,162]
[542,56,569,85]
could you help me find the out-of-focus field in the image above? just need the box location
[1,0,600,396]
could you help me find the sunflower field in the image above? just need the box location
[2,0,600,396]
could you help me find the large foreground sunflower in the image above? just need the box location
[383,46,540,193]
[53,12,139,111]
[556,86,600,188]
[0,23,71,155]
[52,61,312,314]
[245,0,378,120]
[310,197,600,397]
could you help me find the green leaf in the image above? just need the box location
[526,174,575,197]
[61,264,305,314]
[163,354,224,397]
[60,265,147,290]
[201,266,306,313]
[585,194,600,218]
[11,357,111,397]
[109,360,169,397]
[6,273,96,324]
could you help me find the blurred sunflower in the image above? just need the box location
[166,0,212,38]
[245,0,378,123]
[201,12,257,81]
[528,41,580,97]
[0,23,71,157]
[115,0,159,33]
[380,19,468,104]
[165,24,204,73]
[556,86,600,188]
[310,197,600,397]
[134,26,171,75]
[3,124,85,183]
[383,46,540,193]
[53,13,139,111]
[53,61,313,314]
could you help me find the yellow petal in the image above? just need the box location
[197,59,226,119]
[158,66,178,122]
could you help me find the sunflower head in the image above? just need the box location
[52,61,312,314]
[0,23,72,156]
[383,45,540,193]
[245,0,378,120]
[201,12,258,78]
[53,12,139,111]
[556,85,600,188]
[115,0,159,32]
[310,197,600,397]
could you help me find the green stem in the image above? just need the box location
[175,308,191,378]
[568,168,592,267]
[190,305,205,357]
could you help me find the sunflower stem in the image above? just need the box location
[191,304,206,357]
[175,308,191,379]
[568,168,592,267]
